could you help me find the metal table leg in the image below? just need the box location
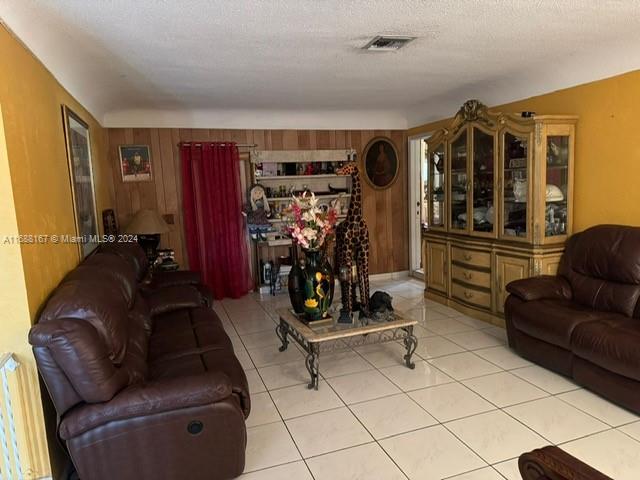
[305,344,320,390]
[276,320,289,352]
[403,326,418,369]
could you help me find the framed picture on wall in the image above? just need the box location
[62,106,99,257]
[119,144,152,182]
[362,137,399,189]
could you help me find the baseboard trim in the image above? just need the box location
[369,270,410,282]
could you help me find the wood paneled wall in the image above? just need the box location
[107,128,408,275]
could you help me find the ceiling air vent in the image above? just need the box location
[363,35,415,51]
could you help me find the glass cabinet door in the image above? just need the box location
[472,127,495,235]
[449,131,468,232]
[544,135,570,237]
[502,131,530,240]
[429,142,446,229]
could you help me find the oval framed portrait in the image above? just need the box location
[362,137,399,189]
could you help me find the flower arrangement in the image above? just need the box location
[283,192,338,320]
[282,192,338,250]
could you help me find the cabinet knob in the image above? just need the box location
[464,290,474,299]
[463,271,473,280]
[463,253,473,261]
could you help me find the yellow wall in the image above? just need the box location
[409,69,640,232]
[0,24,114,316]
[0,24,114,478]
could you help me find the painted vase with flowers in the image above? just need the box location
[283,192,338,322]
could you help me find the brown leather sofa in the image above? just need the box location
[505,225,640,414]
[519,446,612,479]
[29,243,250,480]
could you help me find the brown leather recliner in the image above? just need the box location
[519,446,612,480]
[29,243,250,480]
[98,241,213,305]
[505,225,640,414]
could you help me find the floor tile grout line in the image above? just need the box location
[231,284,639,479]
[322,377,411,480]
[440,464,507,480]
[552,391,639,429]
[239,301,317,479]
[497,398,614,448]
[239,458,310,477]
[507,366,583,396]
[611,425,640,445]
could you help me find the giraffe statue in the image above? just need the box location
[335,161,370,323]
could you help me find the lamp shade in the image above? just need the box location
[124,209,170,234]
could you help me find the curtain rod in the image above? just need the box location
[178,142,257,148]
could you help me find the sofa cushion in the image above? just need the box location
[121,314,150,383]
[146,284,205,317]
[98,242,149,280]
[571,317,640,381]
[149,307,232,362]
[506,275,572,302]
[39,279,130,364]
[150,349,250,417]
[29,319,130,403]
[81,252,138,307]
[150,270,201,289]
[510,299,612,349]
[559,225,640,317]
[560,225,640,285]
[564,273,640,318]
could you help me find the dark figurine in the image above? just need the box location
[369,291,395,322]
[370,291,393,313]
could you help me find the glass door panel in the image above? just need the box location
[472,128,495,234]
[450,132,468,231]
[429,143,446,228]
[545,135,569,237]
[421,139,429,228]
[502,132,529,239]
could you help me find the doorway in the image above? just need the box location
[408,134,430,279]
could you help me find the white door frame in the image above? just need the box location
[408,133,431,279]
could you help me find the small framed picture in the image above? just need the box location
[119,145,152,182]
[362,137,399,189]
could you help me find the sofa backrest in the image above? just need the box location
[559,225,640,317]
[98,242,149,281]
[30,250,151,416]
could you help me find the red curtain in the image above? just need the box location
[181,142,252,299]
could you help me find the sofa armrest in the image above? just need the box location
[59,372,232,439]
[519,446,612,480]
[150,270,201,289]
[506,275,572,302]
[146,284,206,316]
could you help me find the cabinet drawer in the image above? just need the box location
[452,282,491,309]
[451,246,490,268]
[451,264,491,288]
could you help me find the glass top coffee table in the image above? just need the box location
[276,308,418,390]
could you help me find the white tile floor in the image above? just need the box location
[216,278,640,479]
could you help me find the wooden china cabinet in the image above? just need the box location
[423,100,576,325]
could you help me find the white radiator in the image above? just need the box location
[0,353,23,480]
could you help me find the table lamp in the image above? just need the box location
[123,209,170,262]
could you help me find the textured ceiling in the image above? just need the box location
[2,0,640,128]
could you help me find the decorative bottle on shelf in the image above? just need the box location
[288,243,306,314]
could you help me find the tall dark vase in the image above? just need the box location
[288,244,305,314]
[301,248,334,322]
